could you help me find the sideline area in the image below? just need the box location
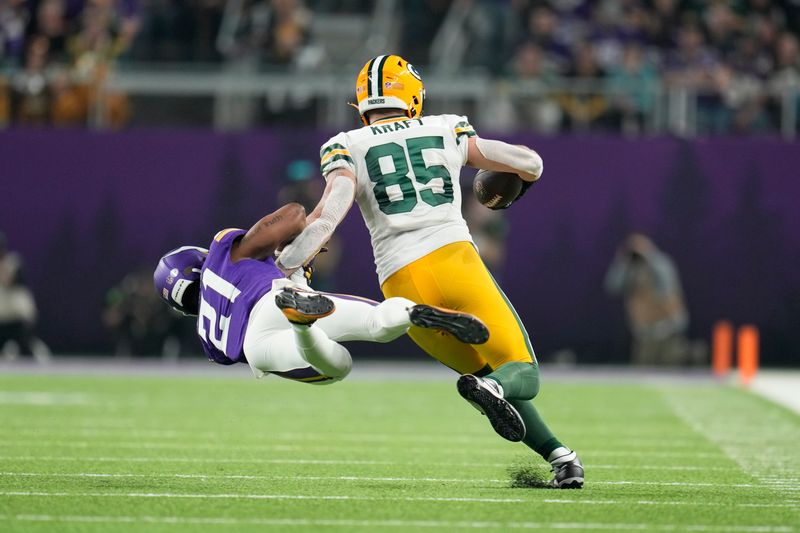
[750,370,800,415]
[2,357,798,415]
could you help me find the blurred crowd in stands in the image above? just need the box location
[0,0,138,126]
[0,0,798,133]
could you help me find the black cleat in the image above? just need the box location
[409,305,489,344]
[275,288,335,325]
[549,451,584,489]
[456,374,526,442]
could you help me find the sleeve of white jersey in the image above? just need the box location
[444,114,477,166]
[319,133,356,179]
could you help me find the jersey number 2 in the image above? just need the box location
[365,135,453,215]
[197,268,241,354]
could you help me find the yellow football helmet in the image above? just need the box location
[355,54,425,125]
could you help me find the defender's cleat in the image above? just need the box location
[548,450,584,489]
[409,305,489,344]
[456,374,526,442]
[275,288,335,325]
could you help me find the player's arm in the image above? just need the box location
[230,203,307,262]
[275,170,356,273]
[466,137,543,183]
[466,136,544,206]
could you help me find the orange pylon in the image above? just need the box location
[712,321,733,377]
[737,325,760,387]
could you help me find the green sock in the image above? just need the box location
[485,362,565,460]
[510,398,564,460]
[486,361,540,400]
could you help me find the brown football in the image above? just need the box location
[473,170,523,210]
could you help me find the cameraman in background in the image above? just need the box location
[605,233,696,366]
[0,232,49,361]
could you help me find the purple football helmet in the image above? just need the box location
[154,246,208,315]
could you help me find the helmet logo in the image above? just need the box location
[407,63,422,81]
[167,268,179,285]
[367,98,386,105]
[162,288,169,300]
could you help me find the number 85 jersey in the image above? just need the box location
[321,114,477,285]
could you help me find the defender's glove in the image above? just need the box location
[301,247,328,285]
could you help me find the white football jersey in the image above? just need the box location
[320,114,478,284]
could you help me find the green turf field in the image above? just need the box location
[0,370,798,532]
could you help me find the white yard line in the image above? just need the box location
[0,514,793,532]
[539,499,797,509]
[0,471,507,484]
[0,439,726,459]
[0,427,712,448]
[0,491,526,503]
[0,392,91,405]
[0,475,796,508]
[0,455,395,465]
[0,454,742,471]
[0,474,787,494]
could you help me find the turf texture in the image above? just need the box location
[0,370,798,532]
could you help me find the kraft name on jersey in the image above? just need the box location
[370,118,424,135]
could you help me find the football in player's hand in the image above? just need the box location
[473,170,523,210]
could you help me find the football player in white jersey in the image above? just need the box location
[276,55,583,488]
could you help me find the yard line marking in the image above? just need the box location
[0,455,396,465]
[1,474,795,509]
[0,455,745,472]
[0,392,90,406]
[0,428,711,448]
[0,491,527,503]
[0,472,508,484]
[593,481,761,488]
[0,476,786,490]
[540,499,798,509]
[0,439,725,459]
[0,514,793,532]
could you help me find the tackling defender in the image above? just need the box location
[275,55,583,487]
[154,202,488,383]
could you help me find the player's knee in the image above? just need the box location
[336,356,353,379]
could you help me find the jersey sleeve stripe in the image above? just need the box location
[214,228,241,242]
[320,148,351,164]
[320,154,354,173]
[297,375,335,383]
[320,143,347,157]
[456,130,476,144]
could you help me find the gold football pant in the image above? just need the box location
[381,241,536,374]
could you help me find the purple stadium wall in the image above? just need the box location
[1,130,799,364]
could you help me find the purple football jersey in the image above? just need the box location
[196,228,283,365]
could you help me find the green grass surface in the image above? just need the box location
[0,370,798,532]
